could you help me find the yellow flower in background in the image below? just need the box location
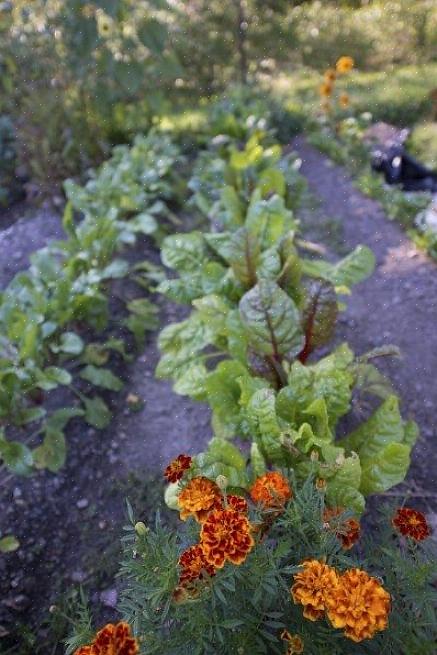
[324,68,337,83]
[336,56,354,74]
[326,568,391,642]
[339,93,350,109]
[319,81,333,98]
[291,559,339,621]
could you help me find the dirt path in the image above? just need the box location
[294,136,437,516]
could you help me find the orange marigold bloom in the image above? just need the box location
[291,560,339,622]
[250,471,292,509]
[323,507,360,550]
[326,568,390,642]
[281,630,304,654]
[178,476,222,523]
[339,92,350,109]
[336,56,354,74]
[178,544,216,585]
[164,454,192,483]
[324,68,336,83]
[319,81,333,98]
[227,494,248,514]
[200,508,254,569]
[74,622,138,655]
[392,507,431,541]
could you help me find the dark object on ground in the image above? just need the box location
[371,145,437,192]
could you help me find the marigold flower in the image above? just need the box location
[164,454,192,483]
[178,544,216,585]
[74,622,138,655]
[339,92,350,109]
[319,81,333,98]
[291,560,339,621]
[178,476,222,523]
[227,494,248,514]
[324,68,337,83]
[392,507,431,541]
[323,507,360,550]
[281,629,304,654]
[250,471,292,509]
[200,508,254,568]
[326,568,390,642]
[336,56,354,74]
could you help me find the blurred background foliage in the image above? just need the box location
[0,0,436,193]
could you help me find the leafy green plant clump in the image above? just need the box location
[157,128,417,514]
[0,131,182,479]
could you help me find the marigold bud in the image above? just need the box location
[215,475,228,491]
[135,521,148,536]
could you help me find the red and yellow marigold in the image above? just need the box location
[291,560,339,621]
[392,507,430,541]
[74,622,138,655]
[336,56,354,74]
[227,494,248,514]
[326,568,390,642]
[200,508,254,569]
[178,476,222,523]
[323,507,361,550]
[164,454,192,483]
[178,544,216,585]
[250,471,292,509]
[281,629,304,654]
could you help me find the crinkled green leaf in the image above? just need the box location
[161,232,205,272]
[228,227,260,287]
[302,245,375,288]
[239,280,304,358]
[301,279,338,353]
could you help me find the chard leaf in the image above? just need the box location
[239,280,304,358]
[339,395,418,495]
[302,245,375,288]
[161,232,205,272]
[82,395,112,429]
[325,453,365,514]
[0,436,33,476]
[228,227,260,287]
[301,279,338,354]
[204,360,247,439]
[33,428,66,473]
[80,365,124,391]
[173,363,208,401]
[247,388,284,464]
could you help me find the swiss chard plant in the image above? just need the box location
[158,133,417,514]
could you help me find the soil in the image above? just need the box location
[294,136,437,519]
[2,140,437,651]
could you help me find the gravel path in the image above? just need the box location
[294,136,437,514]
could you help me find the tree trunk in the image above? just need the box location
[235,0,248,84]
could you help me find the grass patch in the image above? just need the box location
[269,64,437,128]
